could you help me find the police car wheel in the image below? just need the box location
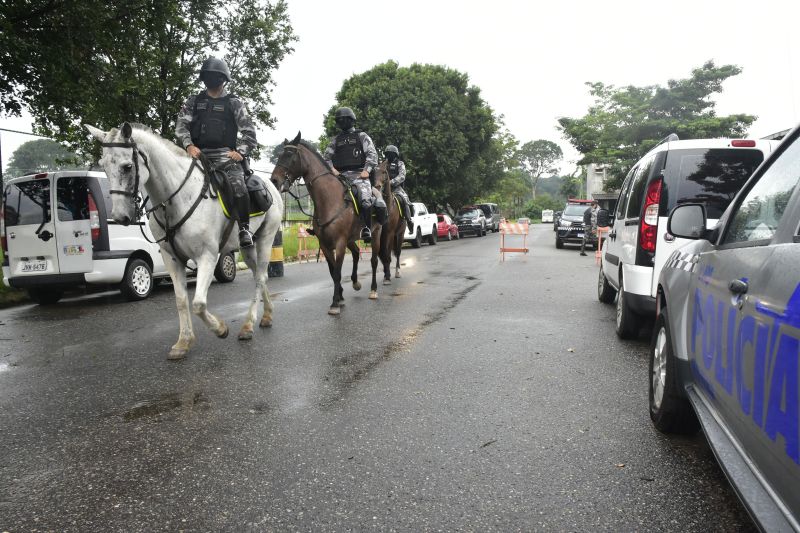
[555,236,564,249]
[649,309,699,434]
[597,267,616,304]
[121,259,153,301]
[214,252,237,283]
[615,279,641,339]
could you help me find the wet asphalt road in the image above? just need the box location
[0,225,755,532]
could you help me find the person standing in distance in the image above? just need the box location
[580,201,599,256]
[384,145,414,233]
[175,57,258,248]
[323,107,386,239]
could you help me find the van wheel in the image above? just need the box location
[214,252,237,283]
[427,226,437,245]
[411,228,422,248]
[615,277,641,339]
[650,309,699,434]
[28,288,63,305]
[598,267,616,304]
[121,258,153,301]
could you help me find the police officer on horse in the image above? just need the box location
[175,57,258,248]
[323,107,387,239]
[384,145,414,233]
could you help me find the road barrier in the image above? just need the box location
[268,229,284,277]
[499,221,529,261]
[297,224,320,263]
[595,226,610,265]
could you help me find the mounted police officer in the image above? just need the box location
[323,107,386,239]
[175,57,258,248]
[384,145,414,233]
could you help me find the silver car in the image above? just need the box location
[652,125,800,530]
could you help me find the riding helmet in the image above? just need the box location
[384,145,400,158]
[335,107,357,121]
[199,57,231,82]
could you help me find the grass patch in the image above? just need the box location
[281,223,320,262]
[0,250,28,307]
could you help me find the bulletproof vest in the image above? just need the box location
[597,208,610,227]
[388,160,400,179]
[190,93,238,150]
[331,131,365,171]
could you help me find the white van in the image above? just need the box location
[2,171,235,304]
[541,210,554,223]
[597,137,779,338]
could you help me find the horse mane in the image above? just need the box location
[109,123,188,158]
[295,138,329,169]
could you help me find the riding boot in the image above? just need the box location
[236,195,254,248]
[404,203,414,232]
[360,205,372,240]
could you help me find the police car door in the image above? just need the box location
[686,130,800,514]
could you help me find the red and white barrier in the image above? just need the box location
[499,221,529,261]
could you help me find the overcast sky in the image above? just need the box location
[2,0,799,174]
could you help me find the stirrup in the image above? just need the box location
[360,226,371,240]
[239,228,254,248]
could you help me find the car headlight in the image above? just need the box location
[561,220,572,227]
[472,217,481,222]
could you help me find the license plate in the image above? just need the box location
[577,233,585,238]
[21,260,47,272]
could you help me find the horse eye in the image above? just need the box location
[122,163,133,172]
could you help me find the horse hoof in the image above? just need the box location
[352,281,361,291]
[217,323,229,339]
[259,317,273,328]
[369,291,378,300]
[383,278,391,285]
[167,347,187,360]
[238,329,253,341]
[395,270,402,278]
[328,307,341,316]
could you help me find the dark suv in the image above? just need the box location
[476,203,501,232]
[555,201,594,249]
[455,206,487,237]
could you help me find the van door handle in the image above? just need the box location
[729,279,748,295]
[609,231,616,240]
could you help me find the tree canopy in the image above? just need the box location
[0,0,296,155]
[320,61,510,212]
[558,61,756,189]
[6,139,83,178]
[516,140,563,199]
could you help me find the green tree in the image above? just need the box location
[558,61,756,189]
[0,0,296,156]
[6,139,84,178]
[516,140,562,200]
[321,61,506,212]
[524,192,563,220]
[478,168,529,219]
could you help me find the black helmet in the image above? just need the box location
[200,57,231,82]
[384,145,399,158]
[335,107,356,121]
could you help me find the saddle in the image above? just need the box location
[206,161,272,219]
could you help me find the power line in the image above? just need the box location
[0,127,48,138]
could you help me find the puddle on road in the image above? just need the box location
[121,391,210,421]
[0,362,10,373]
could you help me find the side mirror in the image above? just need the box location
[668,204,707,240]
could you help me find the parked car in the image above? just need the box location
[1,170,235,305]
[598,136,779,338]
[555,199,594,249]
[403,202,438,248]
[454,206,486,237]
[650,124,800,531]
[553,210,562,231]
[436,214,459,241]
[541,209,554,223]
[476,203,501,232]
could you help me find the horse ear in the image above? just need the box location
[282,138,289,145]
[291,131,301,145]
[84,124,108,142]
[121,122,132,139]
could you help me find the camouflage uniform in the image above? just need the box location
[323,129,385,211]
[388,159,413,230]
[175,89,257,200]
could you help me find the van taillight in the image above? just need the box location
[639,178,662,253]
[0,204,6,253]
[88,192,100,242]
[731,139,756,148]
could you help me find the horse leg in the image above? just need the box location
[381,227,392,285]
[329,240,346,315]
[369,224,380,299]
[395,233,403,278]
[191,252,229,339]
[163,253,195,360]
[256,234,274,329]
[347,240,361,292]
[238,245,261,340]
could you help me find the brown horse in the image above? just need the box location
[373,161,406,281]
[271,134,384,314]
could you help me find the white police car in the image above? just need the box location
[652,125,800,530]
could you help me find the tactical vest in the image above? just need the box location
[190,93,238,150]
[331,131,365,171]
[388,160,400,179]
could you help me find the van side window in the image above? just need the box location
[724,135,800,244]
[626,156,654,219]
[56,177,90,221]
[616,169,635,219]
[4,181,51,227]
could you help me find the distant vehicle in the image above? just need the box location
[404,202,438,248]
[517,217,530,225]
[475,203,501,232]
[597,136,780,338]
[650,124,800,531]
[436,214,459,241]
[1,170,235,305]
[454,206,486,237]
[555,199,594,249]
[541,209,554,223]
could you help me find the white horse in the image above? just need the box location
[86,122,283,360]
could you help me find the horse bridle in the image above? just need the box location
[100,139,150,218]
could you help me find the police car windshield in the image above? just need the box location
[563,204,588,216]
[457,208,479,217]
